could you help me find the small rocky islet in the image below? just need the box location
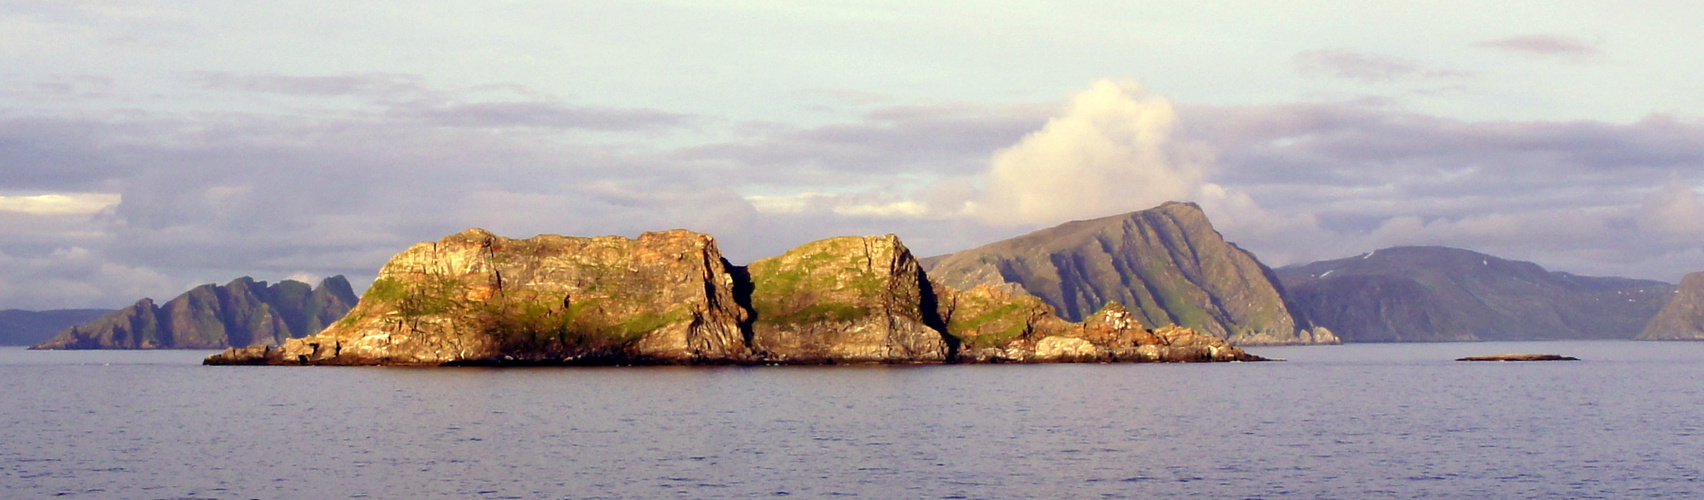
[1455,354,1580,362]
[207,227,1265,366]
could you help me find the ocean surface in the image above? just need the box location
[2,341,1702,499]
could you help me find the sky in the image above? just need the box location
[2,0,1702,309]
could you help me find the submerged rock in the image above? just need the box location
[208,228,1266,366]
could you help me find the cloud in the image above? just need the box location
[0,246,175,309]
[1176,101,1704,279]
[833,200,929,218]
[194,72,429,98]
[1293,50,1472,83]
[193,72,694,131]
[1638,177,1704,236]
[1474,34,1600,59]
[0,192,119,215]
[1193,183,1330,265]
[679,102,1047,179]
[11,74,113,102]
[0,76,736,307]
[973,80,1206,225]
[684,80,1704,281]
[745,192,932,219]
[398,101,693,131]
[1183,104,1704,195]
[4,72,1704,308]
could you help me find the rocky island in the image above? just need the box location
[1456,354,1580,362]
[207,228,1264,366]
[36,276,358,350]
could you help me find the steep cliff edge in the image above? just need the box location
[1277,246,1674,342]
[924,202,1334,345]
[33,276,357,349]
[210,229,752,365]
[1638,272,1704,340]
[209,229,1263,365]
[747,235,950,363]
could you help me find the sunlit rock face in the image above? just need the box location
[209,228,752,366]
[1639,272,1704,340]
[208,228,1265,366]
[746,235,950,363]
[940,285,1262,363]
[926,202,1334,346]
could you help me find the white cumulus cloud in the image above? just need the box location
[974,79,1206,225]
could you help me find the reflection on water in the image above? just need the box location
[2,341,1702,498]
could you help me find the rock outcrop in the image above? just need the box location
[923,202,1335,345]
[0,309,109,346]
[1277,246,1675,342]
[1638,272,1704,340]
[747,235,950,363]
[939,284,1260,363]
[33,276,358,349]
[209,229,752,365]
[209,229,1264,366]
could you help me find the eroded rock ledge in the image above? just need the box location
[207,229,1266,366]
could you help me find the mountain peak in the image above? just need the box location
[31,276,360,350]
[925,202,1332,345]
[1639,272,1704,340]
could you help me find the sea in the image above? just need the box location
[2,341,1701,499]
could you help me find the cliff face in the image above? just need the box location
[213,229,753,365]
[924,202,1334,346]
[209,229,1263,365]
[1638,272,1704,340]
[0,309,109,346]
[32,276,358,349]
[1277,246,1675,342]
[747,235,950,363]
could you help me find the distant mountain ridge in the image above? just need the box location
[923,202,1336,345]
[1276,246,1674,342]
[0,309,112,346]
[33,276,358,349]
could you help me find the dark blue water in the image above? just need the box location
[3,341,1702,499]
